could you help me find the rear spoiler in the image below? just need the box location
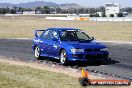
[35,30,45,37]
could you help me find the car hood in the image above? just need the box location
[63,41,106,49]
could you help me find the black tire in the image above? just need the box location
[60,50,68,66]
[100,60,108,65]
[34,46,42,60]
[79,77,90,86]
[128,81,131,86]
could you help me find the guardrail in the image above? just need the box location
[89,17,132,22]
[45,17,75,20]
[46,17,132,21]
[46,17,90,21]
[3,14,132,21]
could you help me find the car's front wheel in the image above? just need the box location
[60,50,68,65]
[35,46,41,60]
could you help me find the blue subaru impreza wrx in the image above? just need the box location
[32,28,109,65]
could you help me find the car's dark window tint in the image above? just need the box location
[60,30,91,41]
[77,32,90,40]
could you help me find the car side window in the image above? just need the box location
[41,30,49,39]
[50,30,58,39]
[41,30,52,40]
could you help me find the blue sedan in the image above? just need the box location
[32,28,109,65]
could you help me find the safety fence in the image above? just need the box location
[89,17,132,22]
[46,17,132,21]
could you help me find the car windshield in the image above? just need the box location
[59,30,92,41]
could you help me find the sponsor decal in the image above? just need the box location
[53,44,58,49]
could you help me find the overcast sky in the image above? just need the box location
[0,0,131,7]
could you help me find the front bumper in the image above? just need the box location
[67,51,109,62]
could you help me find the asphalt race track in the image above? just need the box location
[0,39,132,80]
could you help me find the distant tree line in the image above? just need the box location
[0,6,105,14]
[0,6,51,14]
[0,6,132,15]
[121,7,132,13]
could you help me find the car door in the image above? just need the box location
[47,30,60,58]
[40,30,51,56]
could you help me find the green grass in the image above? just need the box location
[0,16,132,41]
[0,62,79,88]
[0,75,33,88]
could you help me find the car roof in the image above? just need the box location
[47,28,80,31]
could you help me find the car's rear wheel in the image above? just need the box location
[35,46,41,60]
[60,50,68,65]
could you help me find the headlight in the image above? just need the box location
[71,49,84,53]
[100,48,107,51]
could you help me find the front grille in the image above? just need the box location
[85,49,100,52]
[72,54,83,59]
[85,54,108,59]
[78,54,83,59]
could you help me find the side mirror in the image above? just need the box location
[52,37,58,41]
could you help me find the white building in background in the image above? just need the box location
[105,3,120,17]
[97,12,103,17]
